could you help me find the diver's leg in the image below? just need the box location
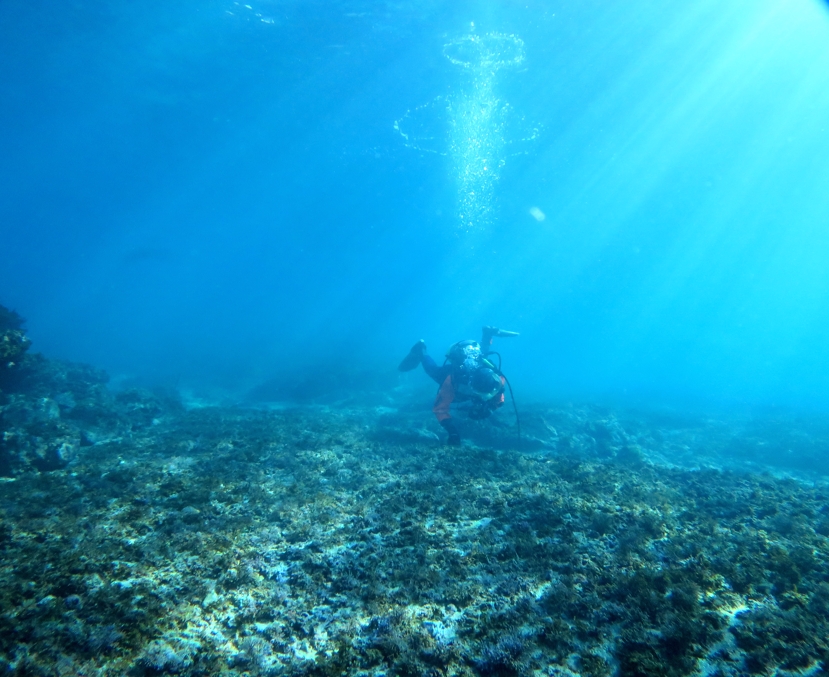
[399,340,450,385]
[421,353,449,384]
[440,418,461,445]
[433,376,460,445]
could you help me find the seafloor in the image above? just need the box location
[2,314,829,676]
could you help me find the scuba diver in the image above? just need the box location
[398,326,519,445]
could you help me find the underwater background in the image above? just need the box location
[3,0,829,409]
[3,1,829,676]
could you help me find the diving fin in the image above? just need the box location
[398,340,426,372]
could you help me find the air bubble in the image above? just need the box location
[395,32,539,233]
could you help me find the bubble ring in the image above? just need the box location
[443,32,525,70]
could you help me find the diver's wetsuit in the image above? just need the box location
[399,327,513,445]
[420,332,505,434]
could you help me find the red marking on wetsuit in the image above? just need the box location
[433,375,454,421]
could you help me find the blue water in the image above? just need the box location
[2,0,829,410]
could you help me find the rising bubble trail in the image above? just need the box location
[395,31,532,233]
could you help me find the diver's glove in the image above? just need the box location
[440,418,461,446]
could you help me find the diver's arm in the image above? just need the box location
[481,327,496,354]
[481,326,520,354]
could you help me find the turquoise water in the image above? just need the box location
[2,0,829,407]
[4,4,829,674]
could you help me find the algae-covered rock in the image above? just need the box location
[0,304,183,476]
[0,304,31,389]
[0,305,24,333]
[138,637,200,673]
[1,402,828,676]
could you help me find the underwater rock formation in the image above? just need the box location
[1,304,828,676]
[0,304,31,390]
[0,305,181,477]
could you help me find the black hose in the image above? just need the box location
[487,351,503,371]
[485,353,521,437]
[501,373,521,439]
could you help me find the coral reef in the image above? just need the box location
[1,315,829,675]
